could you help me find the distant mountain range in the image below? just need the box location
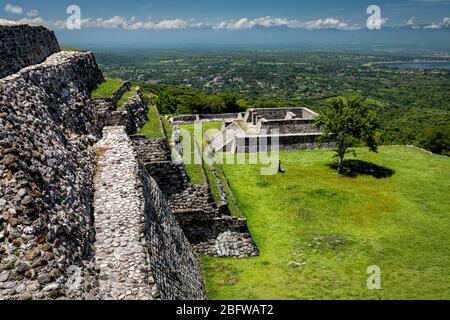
[57,26,450,56]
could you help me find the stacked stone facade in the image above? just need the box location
[0,23,60,79]
[131,135,259,258]
[0,24,206,300]
[207,107,335,153]
[0,51,104,300]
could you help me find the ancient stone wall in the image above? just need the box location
[124,91,149,134]
[94,127,157,300]
[235,134,335,152]
[0,24,60,79]
[131,133,259,258]
[89,81,132,129]
[131,137,188,196]
[108,91,148,135]
[112,82,131,106]
[132,137,172,162]
[93,126,205,300]
[301,108,319,119]
[244,108,306,124]
[0,51,104,300]
[261,119,322,134]
[172,113,239,124]
[138,163,205,300]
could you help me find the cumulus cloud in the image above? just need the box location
[213,16,359,30]
[407,17,416,26]
[78,16,189,30]
[26,9,39,18]
[424,17,450,29]
[443,17,450,26]
[4,14,450,31]
[4,3,23,15]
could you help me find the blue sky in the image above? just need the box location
[1,0,449,49]
[1,0,450,29]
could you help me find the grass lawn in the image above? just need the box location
[201,146,450,300]
[117,86,138,109]
[91,78,124,99]
[138,105,166,140]
[61,47,81,52]
[179,122,223,186]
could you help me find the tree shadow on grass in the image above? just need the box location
[328,160,395,179]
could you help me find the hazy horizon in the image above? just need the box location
[1,0,450,55]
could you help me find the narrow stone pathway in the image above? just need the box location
[93,126,152,300]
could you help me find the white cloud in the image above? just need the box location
[26,9,39,18]
[77,16,189,30]
[4,3,23,15]
[424,23,441,29]
[443,17,450,26]
[213,16,359,30]
[407,17,416,26]
[4,14,450,31]
[424,17,450,29]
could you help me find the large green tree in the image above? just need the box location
[315,96,380,174]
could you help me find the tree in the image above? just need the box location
[222,94,239,112]
[315,96,380,174]
[155,91,179,114]
[421,126,450,156]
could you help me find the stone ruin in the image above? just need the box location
[0,22,261,301]
[0,22,60,79]
[131,136,259,258]
[0,23,217,300]
[174,108,335,153]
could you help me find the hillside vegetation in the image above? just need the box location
[98,50,450,154]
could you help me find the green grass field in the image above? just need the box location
[179,122,223,186]
[90,78,124,99]
[61,47,81,52]
[117,86,138,109]
[201,146,450,300]
[138,105,166,140]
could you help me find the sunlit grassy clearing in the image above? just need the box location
[201,146,450,300]
[138,105,166,140]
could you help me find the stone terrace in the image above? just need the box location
[131,134,259,258]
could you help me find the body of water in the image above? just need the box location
[376,61,450,71]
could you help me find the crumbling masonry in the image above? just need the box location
[0,23,211,300]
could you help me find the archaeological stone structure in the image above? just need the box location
[1,22,334,301]
[0,23,210,300]
[177,107,336,153]
[131,135,259,258]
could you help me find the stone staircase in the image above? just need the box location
[208,123,244,153]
